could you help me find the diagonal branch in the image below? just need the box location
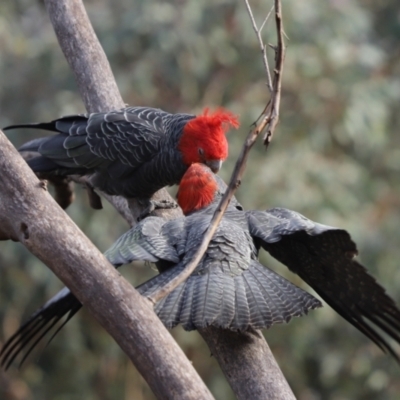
[148,0,286,304]
[45,0,123,112]
[199,327,296,400]
[0,128,213,399]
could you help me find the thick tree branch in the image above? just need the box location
[0,129,213,400]
[200,328,296,400]
[44,0,123,112]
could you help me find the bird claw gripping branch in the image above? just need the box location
[137,199,179,221]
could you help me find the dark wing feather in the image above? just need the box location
[105,216,181,265]
[1,216,184,368]
[0,288,82,370]
[84,108,168,171]
[9,107,192,175]
[4,114,88,134]
[247,207,400,359]
[7,107,196,197]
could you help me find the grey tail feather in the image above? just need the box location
[26,157,60,172]
[240,262,322,330]
[138,262,322,332]
[19,137,51,152]
[4,115,87,133]
[4,121,60,132]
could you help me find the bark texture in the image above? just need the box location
[44,0,123,112]
[200,328,296,400]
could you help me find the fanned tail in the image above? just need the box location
[138,262,322,331]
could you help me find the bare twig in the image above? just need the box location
[260,6,274,32]
[244,1,274,92]
[148,0,285,305]
[263,0,285,146]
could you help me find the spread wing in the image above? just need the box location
[0,216,184,369]
[105,216,182,265]
[247,207,400,360]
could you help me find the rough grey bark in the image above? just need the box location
[200,328,296,400]
[0,130,213,400]
[44,0,123,112]
[12,0,296,398]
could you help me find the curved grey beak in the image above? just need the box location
[205,159,223,173]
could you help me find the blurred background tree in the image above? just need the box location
[1,0,400,399]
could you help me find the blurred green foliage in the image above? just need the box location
[1,0,400,399]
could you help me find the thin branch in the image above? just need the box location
[148,0,285,305]
[244,1,274,92]
[260,5,274,32]
[263,0,285,146]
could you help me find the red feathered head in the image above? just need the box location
[177,163,218,215]
[178,108,239,172]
